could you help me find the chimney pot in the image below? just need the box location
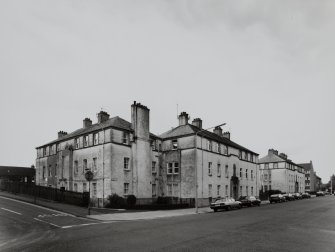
[223,131,230,140]
[98,111,110,123]
[192,118,202,129]
[213,126,223,137]
[178,112,189,126]
[83,118,92,128]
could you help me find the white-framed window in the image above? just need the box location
[225,165,229,178]
[167,184,172,196]
[124,157,130,170]
[217,185,221,196]
[240,168,243,178]
[152,161,156,173]
[246,169,248,179]
[83,159,87,172]
[208,141,212,151]
[208,162,212,176]
[74,183,78,192]
[74,160,78,174]
[94,133,99,145]
[172,139,178,150]
[246,186,249,196]
[152,183,156,196]
[251,186,254,196]
[217,163,221,177]
[167,163,173,174]
[208,184,212,197]
[225,185,228,196]
[48,165,52,177]
[92,183,97,197]
[84,135,89,147]
[122,132,128,144]
[174,162,179,174]
[124,183,129,195]
[75,138,79,149]
[93,158,97,171]
[251,170,254,180]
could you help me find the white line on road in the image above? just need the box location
[0,196,75,217]
[33,218,61,228]
[1,207,22,215]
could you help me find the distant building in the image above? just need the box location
[35,102,260,206]
[258,149,305,193]
[298,161,317,192]
[0,166,35,189]
[315,175,322,191]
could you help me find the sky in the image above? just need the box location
[1,0,334,183]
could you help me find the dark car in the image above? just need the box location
[283,193,295,201]
[210,198,242,212]
[249,196,261,206]
[301,193,311,199]
[293,193,302,200]
[270,194,284,204]
[238,196,252,207]
[316,191,325,197]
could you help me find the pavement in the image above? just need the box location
[0,190,270,221]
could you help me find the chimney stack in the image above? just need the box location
[213,126,223,137]
[83,118,92,128]
[279,153,287,160]
[58,131,68,139]
[98,111,110,123]
[178,112,189,126]
[223,131,230,140]
[192,118,202,129]
[268,149,278,155]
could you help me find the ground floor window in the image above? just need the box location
[152,183,156,197]
[167,184,178,196]
[83,183,87,192]
[225,185,228,197]
[74,183,77,192]
[92,183,97,197]
[124,183,129,195]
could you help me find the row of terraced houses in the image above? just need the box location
[35,102,319,206]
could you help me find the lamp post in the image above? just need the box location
[194,123,226,213]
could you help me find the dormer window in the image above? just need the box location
[94,133,99,145]
[75,138,79,149]
[84,135,89,147]
[122,132,129,144]
[172,139,178,150]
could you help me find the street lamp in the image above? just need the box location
[194,123,226,213]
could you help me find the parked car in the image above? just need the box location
[316,191,325,197]
[270,194,284,204]
[301,193,311,199]
[293,193,302,200]
[282,193,295,201]
[210,198,242,212]
[238,196,261,207]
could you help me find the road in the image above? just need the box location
[1,195,335,251]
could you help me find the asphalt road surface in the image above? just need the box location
[1,195,334,252]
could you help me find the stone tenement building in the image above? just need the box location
[35,102,259,206]
[298,161,318,193]
[258,149,305,193]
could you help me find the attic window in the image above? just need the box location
[172,140,178,150]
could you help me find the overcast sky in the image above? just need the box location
[1,0,334,183]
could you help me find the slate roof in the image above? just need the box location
[37,116,162,148]
[0,166,35,177]
[298,163,313,171]
[37,116,133,148]
[259,152,303,168]
[159,124,258,155]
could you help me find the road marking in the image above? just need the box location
[0,196,75,217]
[33,218,61,228]
[1,207,22,215]
[62,222,101,229]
